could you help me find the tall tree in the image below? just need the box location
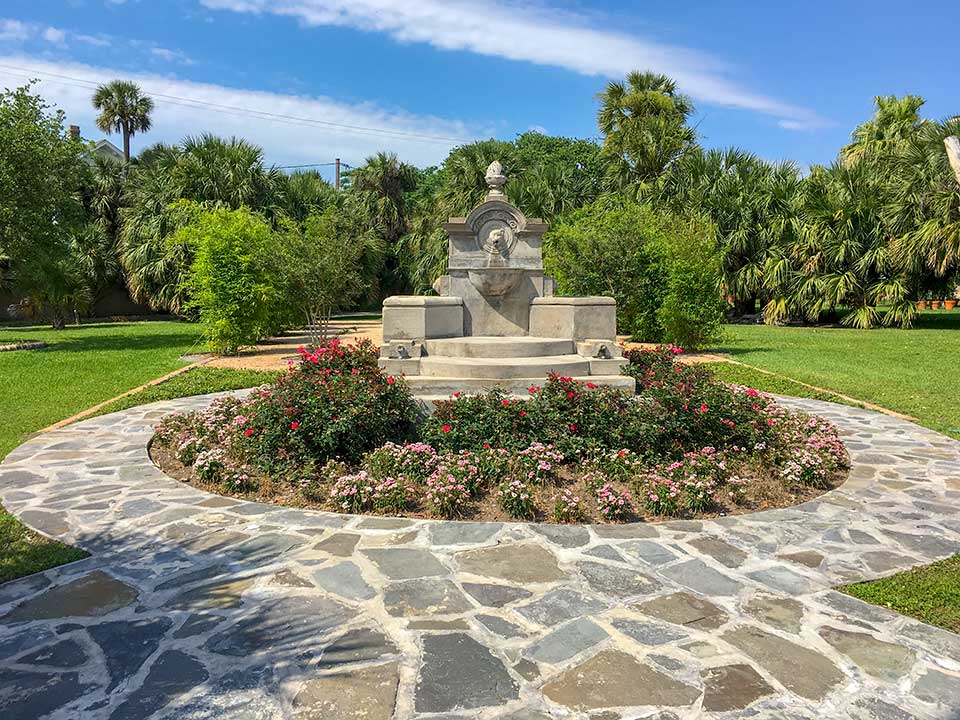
[92,80,155,162]
[120,135,285,312]
[0,83,92,327]
[841,95,926,166]
[596,71,695,190]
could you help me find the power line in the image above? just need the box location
[0,63,470,145]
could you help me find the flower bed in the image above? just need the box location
[150,342,849,524]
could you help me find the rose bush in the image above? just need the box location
[153,340,848,523]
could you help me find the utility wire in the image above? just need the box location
[0,63,469,145]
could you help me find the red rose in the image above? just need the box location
[566,391,575,399]
[290,421,299,430]
[502,399,510,406]
[519,410,527,417]
[569,424,577,432]
[387,376,395,385]
[442,424,452,433]
[244,428,254,437]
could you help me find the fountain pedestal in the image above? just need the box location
[379,161,627,404]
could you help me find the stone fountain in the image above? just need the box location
[379,161,631,401]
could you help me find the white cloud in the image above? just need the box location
[200,0,827,130]
[0,55,476,166]
[150,46,194,65]
[0,19,31,42]
[77,33,112,47]
[42,27,67,45]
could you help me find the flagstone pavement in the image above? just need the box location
[2,393,960,719]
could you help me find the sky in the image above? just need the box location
[1,0,957,181]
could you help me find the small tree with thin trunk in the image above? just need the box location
[283,204,375,345]
[92,80,154,162]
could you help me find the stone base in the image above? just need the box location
[378,335,630,404]
[529,297,617,342]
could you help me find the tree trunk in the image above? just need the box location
[946,137,960,188]
[122,126,131,163]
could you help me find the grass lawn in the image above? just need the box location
[842,554,960,633]
[92,366,281,418]
[707,362,857,407]
[715,312,960,440]
[0,320,207,583]
[0,321,205,458]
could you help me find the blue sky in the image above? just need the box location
[1,0,956,179]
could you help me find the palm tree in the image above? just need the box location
[596,71,695,189]
[348,152,418,244]
[652,147,801,314]
[841,95,926,166]
[92,80,155,162]
[120,135,286,312]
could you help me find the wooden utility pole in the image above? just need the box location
[945,137,960,188]
[335,158,341,191]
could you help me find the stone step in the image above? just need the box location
[404,375,636,398]
[422,336,575,359]
[418,354,591,379]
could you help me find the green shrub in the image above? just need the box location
[177,205,284,354]
[233,339,418,471]
[544,196,724,349]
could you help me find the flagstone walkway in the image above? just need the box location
[2,394,960,719]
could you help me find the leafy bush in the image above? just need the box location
[544,197,724,348]
[177,206,284,353]
[232,339,418,471]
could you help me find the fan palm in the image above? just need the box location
[596,71,695,189]
[92,80,154,162]
[120,135,285,312]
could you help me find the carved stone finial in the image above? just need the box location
[485,160,507,196]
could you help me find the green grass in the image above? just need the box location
[0,320,207,584]
[91,366,281,418]
[0,321,205,458]
[707,362,858,407]
[842,554,960,633]
[715,312,960,440]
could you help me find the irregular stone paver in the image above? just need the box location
[701,663,773,711]
[818,626,916,681]
[525,617,607,663]
[311,562,374,600]
[3,392,960,718]
[0,668,95,719]
[363,548,448,580]
[610,616,688,646]
[89,617,173,691]
[382,578,472,617]
[635,592,729,630]
[659,559,742,596]
[415,633,518,712]
[576,560,660,597]
[2,570,137,621]
[456,543,563,583]
[515,587,605,626]
[461,582,532,607]
[723,625,844,701]
[744,594,804,633]
[293,661,399,719]
[542,649,699,711]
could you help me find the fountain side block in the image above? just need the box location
[382,296,464,342]
[529,296,617,342]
